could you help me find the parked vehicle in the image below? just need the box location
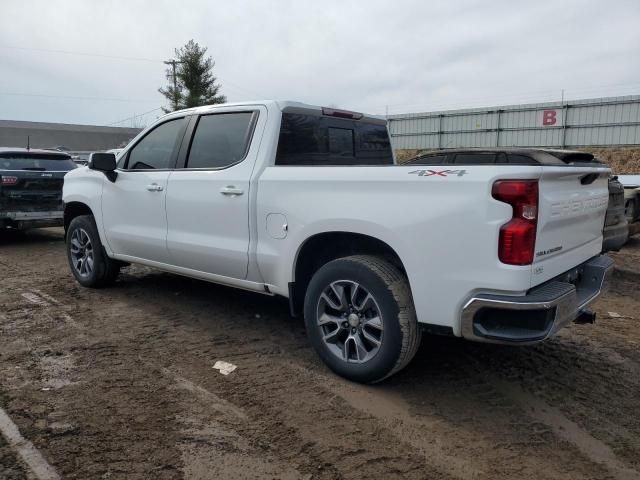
[618,175,640,224]
[63,102,613,383]
[602,176,628,251]
[1,148,76,230]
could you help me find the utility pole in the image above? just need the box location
[164,59,184,111]
[560,89,567,148]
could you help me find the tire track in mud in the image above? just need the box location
[451,327,640,475]
[492,379,640,480]
[166,356,443,480]
[284,361,481,480]
[114,281,448,480]
[313,354,614,480]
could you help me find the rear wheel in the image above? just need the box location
[304,255,421,383]
[66,215,120,288]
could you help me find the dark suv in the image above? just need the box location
[405,148,628,252]
[0,148,77,230]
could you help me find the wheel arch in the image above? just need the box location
[63,202,94,235]
[289,231,408,316]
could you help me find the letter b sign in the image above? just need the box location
[542,110,557,126]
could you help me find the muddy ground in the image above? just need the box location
[0,228,639,480]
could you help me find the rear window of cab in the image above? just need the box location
[275,113,393,166]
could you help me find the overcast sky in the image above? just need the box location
[1,0,639,127]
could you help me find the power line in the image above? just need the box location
[0,44,262,99]
[106,107,165,126]
[0,91,159,103]
[369,81,640,114]
[0,45,161,63]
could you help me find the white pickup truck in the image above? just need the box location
[63,101,614,383]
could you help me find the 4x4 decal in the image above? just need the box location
[408,169,467,177]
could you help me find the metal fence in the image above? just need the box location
[388,95,640,150]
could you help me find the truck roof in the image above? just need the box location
[159,100,387,125]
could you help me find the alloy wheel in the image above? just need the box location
[69,228,94,278]
[316,280,384,363]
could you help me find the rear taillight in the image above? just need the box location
[492,180,538,265]
[1,176,18,186]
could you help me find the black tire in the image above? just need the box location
[66,215,120,288]
[304,255,421,383]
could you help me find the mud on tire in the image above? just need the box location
[304,255,421,383]
[66,215,120,288]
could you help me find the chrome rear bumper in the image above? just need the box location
[461,255,614,345]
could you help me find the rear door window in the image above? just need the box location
[185,112,255,169]
[126,118,187,170]
[0,155,77,171]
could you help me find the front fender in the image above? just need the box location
[63,168,109,254]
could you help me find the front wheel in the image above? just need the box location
[66,215,120,288]
[304,255,421,383]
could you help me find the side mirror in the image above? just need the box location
[88,152,117,182]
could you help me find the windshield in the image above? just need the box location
[0,155,77,171]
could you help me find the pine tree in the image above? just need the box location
[159,40,226,113]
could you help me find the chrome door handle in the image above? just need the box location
[220,186,244,196]
[146,183,164,192]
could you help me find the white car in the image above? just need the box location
[62,101,613,382]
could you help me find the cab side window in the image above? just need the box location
[126,118,186,170]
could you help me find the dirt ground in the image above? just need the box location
[1,228,639,480]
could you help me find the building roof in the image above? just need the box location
[0,147,71,158]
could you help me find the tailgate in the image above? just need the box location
[0,171,66,213]
[532,166,610,285]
